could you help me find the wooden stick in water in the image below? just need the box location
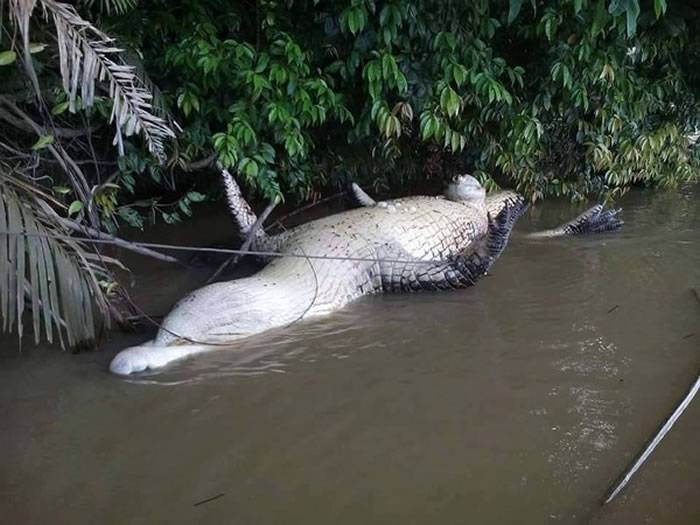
[206,197,280,284]
[603,371,700,505]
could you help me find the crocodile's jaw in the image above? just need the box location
[109,342,213,375]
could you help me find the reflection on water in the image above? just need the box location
[1,186,699,524]
[547,323,630,488]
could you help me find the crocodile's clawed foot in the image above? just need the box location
[568,205,624,234]
[524,202,624,239]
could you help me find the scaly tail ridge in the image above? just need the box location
[350,182,377,207]
[222,169,269,243]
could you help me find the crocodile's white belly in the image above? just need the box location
[109,197,488,375]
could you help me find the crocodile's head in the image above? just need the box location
[445,174,485,204]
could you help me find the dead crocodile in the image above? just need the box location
[109,174,621,375]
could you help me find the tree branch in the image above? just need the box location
[0,95,98,226]
[206,196,280,283]
[0,106,102,138]
[58,218,181,264]
[179,153,217,172]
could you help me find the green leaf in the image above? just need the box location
[243,159,259,177]
[591,0,609,37]
[118,207,144,229]
[653,0,667,18]
[453,64,467,86]
[396,72,408,93]
[609,0,640,37]
[68,200,83,217]
[346,7,366,35]
[508,0,523,24]
[29,42,47,54]
[178,199,193,216]
[186,191,206,202]
[162,212,181,225]
[562,64,572,90]
[623,0,640,37]
[51,101,70,116]
[31,135,54,150]
[440,87,461,117]
[0,50,17,66]
[381,54,396,82]
[450,131,460,152]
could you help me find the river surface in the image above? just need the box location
[1,187,699,524]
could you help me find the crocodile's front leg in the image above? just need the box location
[380,200,527,292]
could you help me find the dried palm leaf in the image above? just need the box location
[8,0,176,161]
[7,1,42,96]
[0,170,111,348]
[81,0,136,15]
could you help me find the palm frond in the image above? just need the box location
[80,0,137,15]
[7,1,42,96]
[0,170,110,348]
[8,0,175,161]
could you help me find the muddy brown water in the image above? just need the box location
[1,187,699,524]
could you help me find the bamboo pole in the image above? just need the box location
[603,371,700,504]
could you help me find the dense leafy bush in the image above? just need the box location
[110,0,699,204]
[2,0,699,226]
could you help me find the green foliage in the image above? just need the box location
[115,5,353,201]
[108,0,698,204]
[0,50,17,66]
[3,0,697,212]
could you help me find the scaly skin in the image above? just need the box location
[110,172,622,375]
[110,194,505,375]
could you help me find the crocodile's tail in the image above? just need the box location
[222,169,269,244]
[528,205,623,238]
[350,182,377,207]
